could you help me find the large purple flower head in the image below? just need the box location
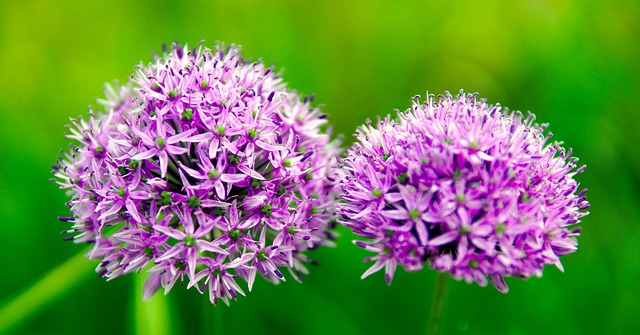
[53,42,340,305]
[337,91,589,293]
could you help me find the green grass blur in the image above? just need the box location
[1,0,639,334]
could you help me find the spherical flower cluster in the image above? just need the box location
[54,42,340,305]
[337,91,589,293]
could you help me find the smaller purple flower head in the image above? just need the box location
[53,41,341,305]
[337,91,589,293]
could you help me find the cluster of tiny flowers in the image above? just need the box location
[54,42,340,305]
[337,91,589,293]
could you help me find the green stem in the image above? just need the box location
[0,247,95,334]
[202,295,212,335]
[201,296,223,335]
[133,272,174,335]
[427,272,450,335]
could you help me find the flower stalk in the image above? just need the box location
[427,272,449,335]
[0,248,94,334]
[133,271,173,335]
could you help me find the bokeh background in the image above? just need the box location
[1,0,639,334]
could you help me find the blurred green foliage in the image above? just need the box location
[1,0,639,334]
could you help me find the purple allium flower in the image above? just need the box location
[337,91,589,293]
[53,42,341,305]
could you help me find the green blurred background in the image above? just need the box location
[1,0,639,334]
